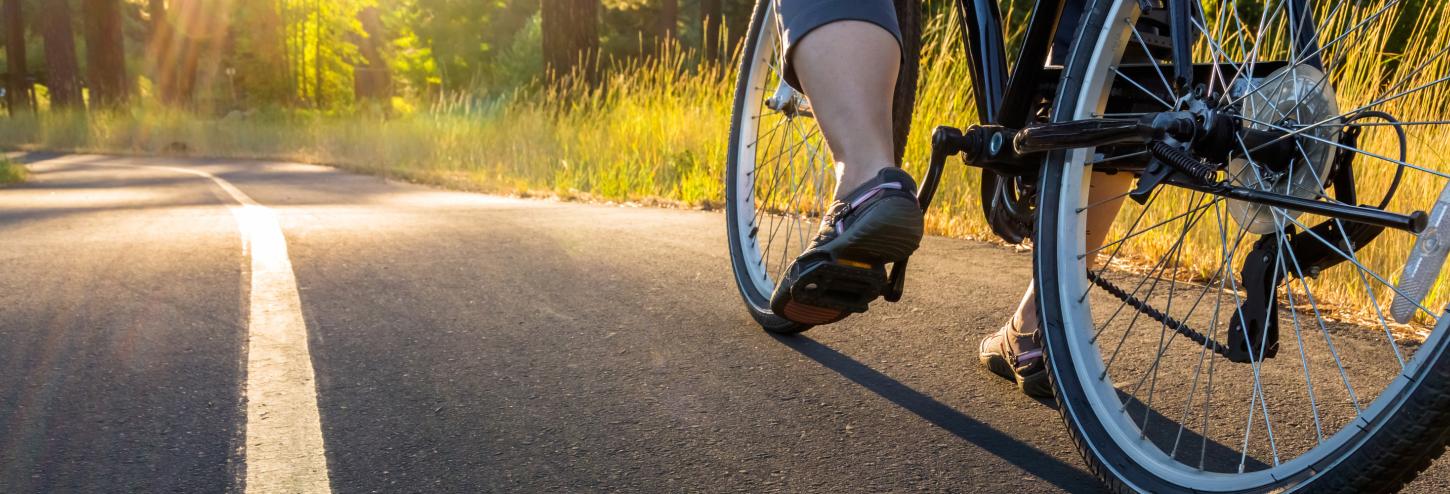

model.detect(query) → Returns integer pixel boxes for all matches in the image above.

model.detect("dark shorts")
[777,0,904,90]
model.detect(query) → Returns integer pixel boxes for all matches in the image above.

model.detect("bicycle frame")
[892,0,1420,298]
[953,0,1323,129]
[955,0,1065,128]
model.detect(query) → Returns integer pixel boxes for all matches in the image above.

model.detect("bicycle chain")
[1086,271,1235,359]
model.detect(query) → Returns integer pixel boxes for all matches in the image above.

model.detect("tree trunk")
[701,0,722,62]
[351,7,390,102]
[151,0,208,106]
[540,0,599,83]
[4,0,30,114]
[82,0,129,109]
[657,0,677,47]
[146,0,175,103]
[36,0,81,109]
[313,0,323,107]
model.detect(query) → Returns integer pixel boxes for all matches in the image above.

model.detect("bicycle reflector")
[1392,181,1450,323]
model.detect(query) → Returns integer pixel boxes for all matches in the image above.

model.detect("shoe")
[769,168,925,325]
[979,319,1053,399]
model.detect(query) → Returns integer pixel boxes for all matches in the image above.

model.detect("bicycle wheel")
[725,0,917,334]
[1036,0,1450,492]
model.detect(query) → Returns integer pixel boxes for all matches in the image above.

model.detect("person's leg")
[768,1,923,326]
[982,171,1134,397]
[1007,171,1134,331]
[792,21,900,199]
[777,0,905,199]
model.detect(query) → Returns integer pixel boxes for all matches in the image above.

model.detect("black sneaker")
[770,168,925,325]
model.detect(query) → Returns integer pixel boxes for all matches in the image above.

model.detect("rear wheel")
[1037,1,1450,492]
[724,0,918,333]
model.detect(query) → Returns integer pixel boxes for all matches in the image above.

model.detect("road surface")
[1,154,1446,493]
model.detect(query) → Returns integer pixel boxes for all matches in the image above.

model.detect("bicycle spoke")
[1127,18,1180,106]
[1277,230,1327,444]
[1270,207,1365,412]
[1100,193,1216,372]
[1241,113,1450,181]
[1082,198,1224,260]
[1082,189,1166,303]
[1293,139,1407,367]
[1223,0,1403,109]
[1085,150,1149,166]
[1113,68,1174,109]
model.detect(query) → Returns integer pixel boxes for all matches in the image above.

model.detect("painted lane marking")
[81,159,332,493]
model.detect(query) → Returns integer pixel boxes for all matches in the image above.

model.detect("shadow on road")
[776,335,1105,493]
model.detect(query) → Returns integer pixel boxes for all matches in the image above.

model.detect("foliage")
[0,155,24,185]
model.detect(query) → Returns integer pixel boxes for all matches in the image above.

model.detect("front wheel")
[724,0,918,333]
[1037,0,1450,492]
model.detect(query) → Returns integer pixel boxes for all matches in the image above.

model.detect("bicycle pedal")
[790,259,888,315]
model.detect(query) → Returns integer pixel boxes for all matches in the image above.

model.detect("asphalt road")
[1,154,1447,493]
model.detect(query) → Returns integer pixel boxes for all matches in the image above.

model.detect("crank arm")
[1013,113,1196,155]
[942,113,1200,176]
[884,126,961,302]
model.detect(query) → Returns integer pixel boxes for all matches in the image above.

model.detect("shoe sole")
[982,353,1054,399]
[776,197,924,325]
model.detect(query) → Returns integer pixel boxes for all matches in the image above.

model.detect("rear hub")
[1227,64,1341,234]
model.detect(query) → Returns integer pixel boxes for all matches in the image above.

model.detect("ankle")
[1006,314,1040,336]
[834,162,896,200]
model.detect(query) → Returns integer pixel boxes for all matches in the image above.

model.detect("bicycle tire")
[1035,1,1450,492]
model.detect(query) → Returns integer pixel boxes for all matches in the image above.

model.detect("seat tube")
[1167,0,1196,89]
[957,0,1010,124]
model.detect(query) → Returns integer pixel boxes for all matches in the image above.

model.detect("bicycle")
[723,0,1450,492]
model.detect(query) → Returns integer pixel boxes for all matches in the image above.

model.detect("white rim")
[733,4,775,302]
[731,1,834,308]
[1050,0,1443,490]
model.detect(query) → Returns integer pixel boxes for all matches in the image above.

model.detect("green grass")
[0,156,25,185]
[0,2,1445,325]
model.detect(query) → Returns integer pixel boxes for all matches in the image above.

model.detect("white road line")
[76,158,332,493]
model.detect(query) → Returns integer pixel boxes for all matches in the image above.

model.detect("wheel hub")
[1228,64,1341,234]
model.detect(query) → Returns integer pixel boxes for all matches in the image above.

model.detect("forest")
[0,1,1436,112]
[0,0,759,113]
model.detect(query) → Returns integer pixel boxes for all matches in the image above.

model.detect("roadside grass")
[0,2,1444,325]
[0,156,25,185]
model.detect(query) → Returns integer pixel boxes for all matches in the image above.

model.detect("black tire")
[724,0,919,334]
[1034,1,1450,492]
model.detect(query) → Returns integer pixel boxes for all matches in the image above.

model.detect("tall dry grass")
[0,1,1444,322]
[1102,0,1450,324]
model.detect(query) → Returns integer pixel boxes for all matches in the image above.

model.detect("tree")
[3,0,29,114]
[657,0,676,46]
[36,0,81,108]
[82,0,129,108]
[540,0,598,82]
[228,0,291,106]
[145,0,179,103]
[701,0,721,62]
[350,7,391,102]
